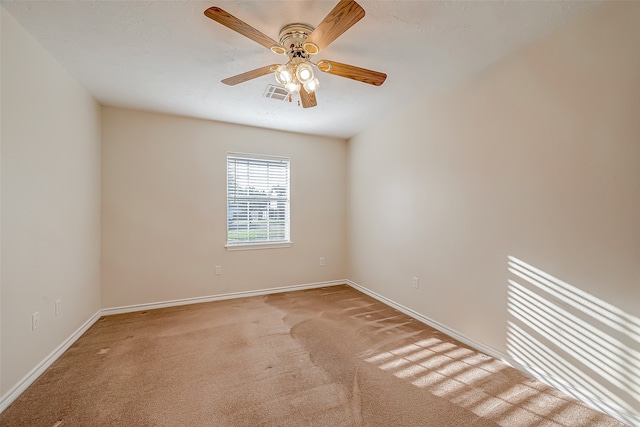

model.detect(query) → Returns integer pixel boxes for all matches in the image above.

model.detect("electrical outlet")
[320,257,325,266]
[32,312,40,331]
[215,265,222,275]
[412,277,419,289]
[55,299,62,316]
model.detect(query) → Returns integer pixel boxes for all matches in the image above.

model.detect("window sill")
[225,241,292,251]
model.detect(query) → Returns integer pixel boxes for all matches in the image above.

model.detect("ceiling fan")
[204,0,387,108]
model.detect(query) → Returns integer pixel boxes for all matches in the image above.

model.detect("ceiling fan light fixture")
[296,62,314,84]
[303,77,320,94]
[285,80,301,94]
[274,64,294,85]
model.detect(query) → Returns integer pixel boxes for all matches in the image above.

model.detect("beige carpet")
[0,285,628,426]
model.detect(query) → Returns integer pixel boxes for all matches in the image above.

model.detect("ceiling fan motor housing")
[278,23,317,58]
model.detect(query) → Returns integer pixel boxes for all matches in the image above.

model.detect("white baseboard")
[0,310,102,413]
[346,280,638,427]
[4,279,636,426]
[101,280,345,316]
[346,280,507,362]
[1,280,344,414]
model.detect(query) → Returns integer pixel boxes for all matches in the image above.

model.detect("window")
[226,153,290,247]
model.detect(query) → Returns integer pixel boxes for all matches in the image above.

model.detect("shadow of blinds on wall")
[507,256,640,424]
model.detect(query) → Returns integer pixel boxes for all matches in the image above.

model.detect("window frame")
[225,152,292,250]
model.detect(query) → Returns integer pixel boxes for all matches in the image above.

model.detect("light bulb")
[285,80,300,94]
[303,77,320,93]
[274,64,293,85]
[295,63,314,84]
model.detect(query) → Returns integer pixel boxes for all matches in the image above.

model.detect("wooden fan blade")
[317,60,387,86]
[222,64,278,86]
[303,0,365,53]
[300,89,317,108]
[204,7,281,51]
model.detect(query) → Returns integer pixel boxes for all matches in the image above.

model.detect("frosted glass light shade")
[303,77,320,93]
[296,63,314,84]
[275,64,293,85]
[285,80,301,94]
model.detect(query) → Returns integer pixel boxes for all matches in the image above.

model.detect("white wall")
[0,7,102,397]
[348,2,640,423]
[2,0,638,423]
[101,107,347,308]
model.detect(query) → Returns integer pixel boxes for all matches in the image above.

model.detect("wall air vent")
[264,84,289,101]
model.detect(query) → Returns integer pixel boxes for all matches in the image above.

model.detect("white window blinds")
[227,154,290,246]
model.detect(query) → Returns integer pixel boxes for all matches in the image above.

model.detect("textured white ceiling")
[3,0,602,139]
